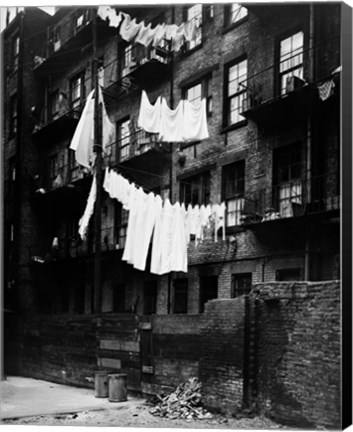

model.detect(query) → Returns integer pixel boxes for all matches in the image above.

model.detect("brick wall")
[200,298,246,414]
[252,281,341,429]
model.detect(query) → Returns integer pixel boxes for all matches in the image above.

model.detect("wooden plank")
[99,339,140,352]
[97,357,121,369]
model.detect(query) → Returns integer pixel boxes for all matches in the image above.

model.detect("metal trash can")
[108,373,127,402]
[94,371,109,398]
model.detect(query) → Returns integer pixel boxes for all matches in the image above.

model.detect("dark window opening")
[232,273,252,298]
[222,160,245,226]
[180,171,210,206]
[276,268,302,281]
[9,95,17,136]
[172,278,188,314]
[73,283,85,314]
[143,281,158,315]
[11,34,19,72]
[200,275,218,312]
[113,284,126,312]
[115,202,128,249]
[70,71,85,111]
[273,143,303,216]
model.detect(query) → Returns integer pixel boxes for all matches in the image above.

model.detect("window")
[199,276,218,312]
[117,118,131,162]
[184,4,202,51]
[184,75,212,116]
[70,72,85,111]
[279,31,304,95]
[98,59,104,88]
[49,151,65,188]
[69,149,81,182]
[143,281,158,315]
[232,273,252,298]
[49,90,59,121]
[223,161,245,226]
[180,171,210,206]
[224,4,248,27]
[52,26,61,52]
[225,58,247,126]
[172,278,188,314]
[113,284,126,312]
[11,34,19,71]
[9,95,17,135]
[115,203,129,249]
[273,144,302,217]
[276,268,302,281]
[75,9,90,30]
[121,44,133,78]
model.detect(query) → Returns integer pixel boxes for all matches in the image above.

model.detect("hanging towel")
[152,23,166,47]
[182,98,209,142]
[133,192,161,271]
[122,185,143,264]
[78,175,96,239]
[214,202,226,242]
[138,91,162,133]
[150,195,165,275]
[171,23,185,52]
[120,14,144,42]
[165,24,178,41]
[97,5,112,21]
[99,86,115,151]
[317,79,335,101]
[171,202,188,273]
[70,89,95,168]
[109,10,122,28]
[184,19,197,42]
[159,98,184,142]
[135,22,158,47]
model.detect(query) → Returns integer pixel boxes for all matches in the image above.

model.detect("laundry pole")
[92,8,103,313]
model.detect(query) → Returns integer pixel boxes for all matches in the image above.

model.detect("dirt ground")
[2,398,284,429]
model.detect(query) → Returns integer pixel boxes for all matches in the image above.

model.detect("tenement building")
[2,4,343,428]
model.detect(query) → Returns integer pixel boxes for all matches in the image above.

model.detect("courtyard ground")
[1,376,284,429]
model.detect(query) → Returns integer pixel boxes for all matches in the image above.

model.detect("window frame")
[70,71,85,111]
[180,171,211,207]
[11,34,20,72]
[9,94,18,136]
[49,90,59,121]
[114,202,129,249]
[172,278,188,314]
[223,4,248,29]
[116,117,131,162]
[278,30,304,96]
[183,4,203,52]
[224,57,248,128]
[183,74,213,117]
[222,160,245,227]
[231,273,252,298]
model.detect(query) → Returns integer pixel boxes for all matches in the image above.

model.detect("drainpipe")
[305,3,315,281]
[167,6,175,314]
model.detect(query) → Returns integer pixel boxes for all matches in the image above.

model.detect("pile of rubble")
[149,377,213,420]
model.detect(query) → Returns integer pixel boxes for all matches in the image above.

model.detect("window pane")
[230,4,248,24]
[186,83,202,104]
[232,273,252,297]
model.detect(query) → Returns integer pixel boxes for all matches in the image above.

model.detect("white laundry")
[182,98,209,142]
[152,23,166,47]
[157,198,174,275]
[150,195,165,275]
[70,89,95,168]
[120,14,144,42]
[214,202,226,242]
[135,22,158,47]
[78,174,96,239]
[183,19,197,42]
[99,86,115,151]
[109,10,122,27]
[122,185,143,264]
[171,23,185,51]
[97,5,112,21]
[159,98,184,142]
[165,24,178,40]
[171,202,188,273]
[137,91,162,134]
[133,192,159,271]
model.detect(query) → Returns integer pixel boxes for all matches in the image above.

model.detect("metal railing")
[240,172,339,225]
[106,128,162,165]
[32,103,83,134]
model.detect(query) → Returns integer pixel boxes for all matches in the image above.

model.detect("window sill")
[222,17,248,35]
[221,120,247,134]
[179,43,203,58]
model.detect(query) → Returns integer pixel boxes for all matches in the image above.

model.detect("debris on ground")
[148,377,213,420]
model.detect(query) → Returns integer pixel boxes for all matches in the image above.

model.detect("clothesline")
[78,167,227,275]
[97,6,199,53]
